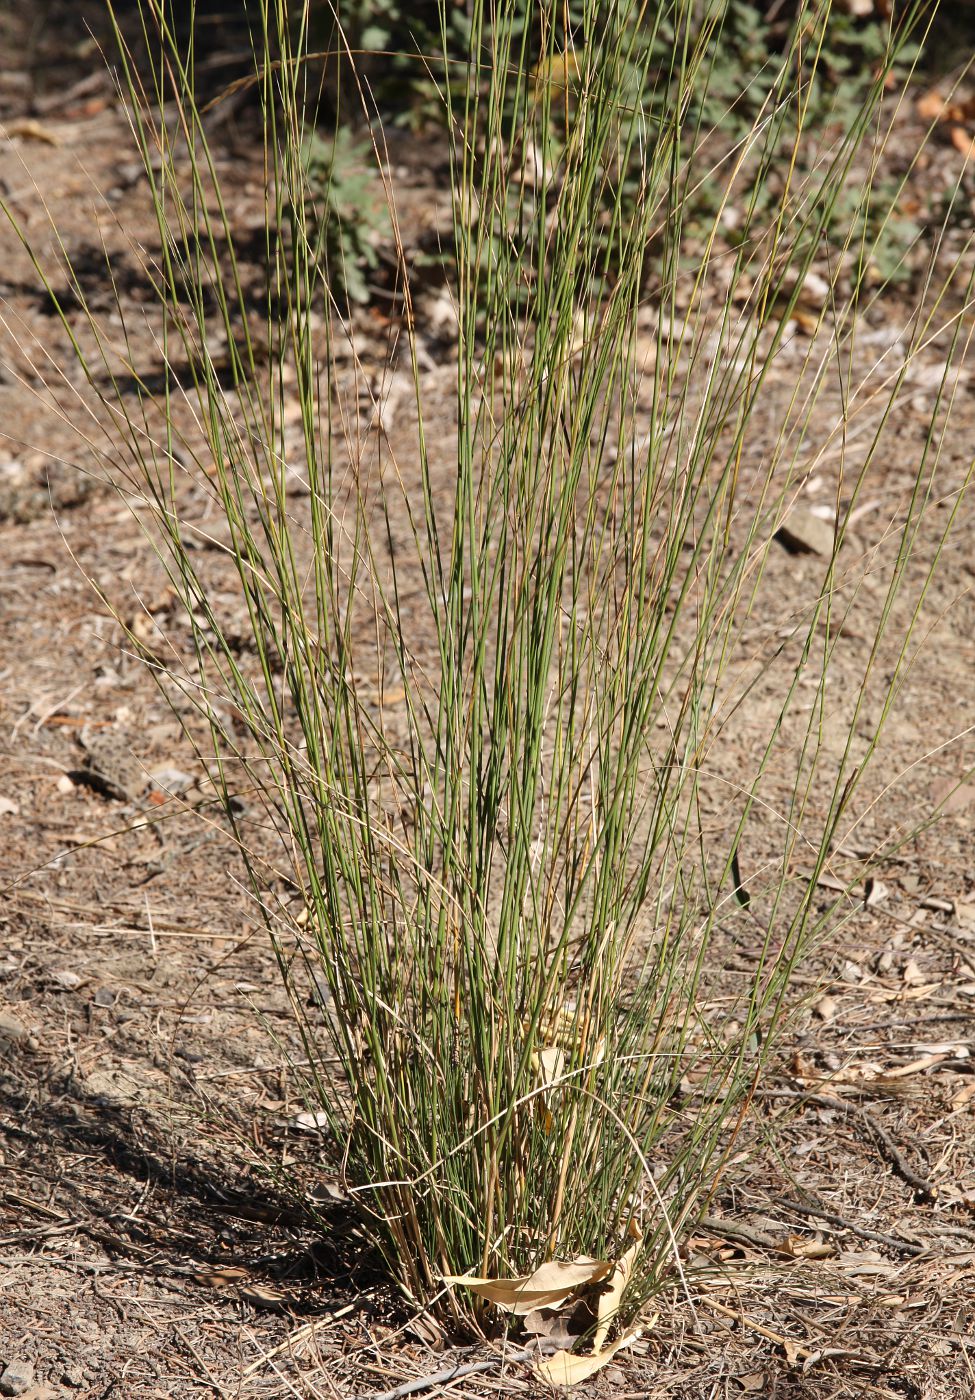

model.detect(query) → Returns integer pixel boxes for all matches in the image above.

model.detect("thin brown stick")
[761,1089,937,1200]
[698,1214,783,1251]
[773,1197,927,1257]
[356,1343,557,1400]
[696,1297,818,1361]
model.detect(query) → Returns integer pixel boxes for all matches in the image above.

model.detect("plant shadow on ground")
[0,1044,383,1315]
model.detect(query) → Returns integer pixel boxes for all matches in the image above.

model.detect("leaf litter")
[445,1219,650,1384]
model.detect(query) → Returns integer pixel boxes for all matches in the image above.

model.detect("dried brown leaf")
[194,1267,249,1288]
[240,1283,288,1310]
[950,126,975,160]
[950,1082,975,1111]
[522,1308,582,1348]
[591,1219,643,1352]
[917,90,945,120]
[534,1327,642,1386]
[443,1257,613,1315]
[782,1235,835,1260]
[3,117,61,144]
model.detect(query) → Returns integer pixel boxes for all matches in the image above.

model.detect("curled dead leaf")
[950,126,975,161]
[917,90,946,121]
[535,1326,644,1386]
[194,1266,249,1288]
[3,116,61,145]
[591,1219,643,1352]
[239,1283,289,1310]
[528,1005,606,1130]
[863,877,888,909]
[443,1256,613,1315]
[781,1235,835,1260]
[917,91,975,125]
[950,1082,975,1111]
[522,1308,582,1349]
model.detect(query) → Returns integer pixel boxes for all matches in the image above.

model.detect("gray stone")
[148,765,194,794]
[0,1359,35,1396]
[775,505,836,557]
[76,728,143,802]
[0,1010,29,1043]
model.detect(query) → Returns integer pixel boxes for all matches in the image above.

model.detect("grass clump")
[6,0,973,1360]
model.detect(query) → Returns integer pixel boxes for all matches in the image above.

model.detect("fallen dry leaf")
[443,1257,613,1315]
[951,1082,975,1111]
[306,1177,350,1204]
[940,1185,975,1209]
[864,878,889,909]
[534,1043,566,1087]
[954,900,975,929]
[917,89,946,121]
[950,126,975,161]
[916,91,975,124]
[788,307,820,336]
[781,1235,835,1260]
[193,1266,249,1287]
[535,1327,643,1386]
[522,1307,581,1349]
[591,1219,643,1352]
[902,957,926,987]
[287,1110,330,1132]
[240,1283,288,1310]
[930,778,975,814]
[528,1005,605,1130]
[3,117,61,145]
[783,1339,805,1367]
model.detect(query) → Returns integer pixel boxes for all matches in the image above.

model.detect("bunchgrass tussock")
[5,0,974,1365]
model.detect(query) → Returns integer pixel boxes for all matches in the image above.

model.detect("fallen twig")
[241,1304,358,1377]
[774,1196,927,1257]
[698,1215,783,1251]
[696,1296,817,1361]
[761,1089,937,1200]
[826,1096,937,1201]
[356,1341,559,1400]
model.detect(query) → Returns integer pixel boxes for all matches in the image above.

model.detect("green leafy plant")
[314,1,930,293]
[5,0,971,1371]
[295,124,385,304]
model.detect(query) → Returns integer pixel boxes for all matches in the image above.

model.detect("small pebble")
[775,505,836,556]
[51,970,83,991]
[0,1010,28,1043]
[0,1359,35,1397]
[148,764,194,793]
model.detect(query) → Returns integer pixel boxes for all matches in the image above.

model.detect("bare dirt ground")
[2,5,975,1398]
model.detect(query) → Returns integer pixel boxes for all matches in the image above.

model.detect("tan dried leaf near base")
[443,1256,613,1315]
[522,1308,581,1349]
[448,1217,646,1383]
[591,1218,643,1352]
[535,1327,643,1386]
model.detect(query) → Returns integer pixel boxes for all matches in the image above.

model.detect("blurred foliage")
[294,1,929,297]
[295,125,385,305]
